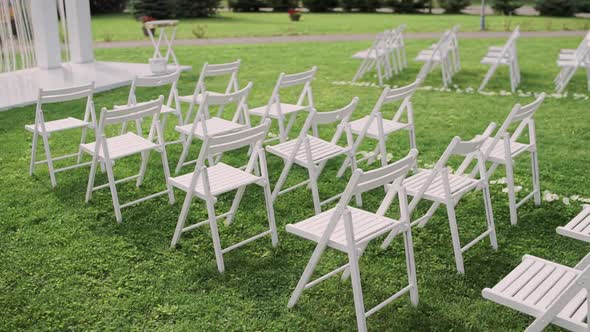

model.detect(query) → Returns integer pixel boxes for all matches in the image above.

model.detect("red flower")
[288,9,300,15]
[140,16,156,23]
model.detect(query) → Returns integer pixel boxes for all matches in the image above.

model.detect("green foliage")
[438,0,471,13]
[267,0,299,11]
[491,0,524,15]
[340,0,383,12]
[385,0,430,13]
[228,0,267,12]
[535,0,577,16]
[89,0,128,14]
[132,0,219,18]
[302,0,339,12]
[576,0,590,12]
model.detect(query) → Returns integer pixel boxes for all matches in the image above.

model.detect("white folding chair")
[479,26,521,92]
[555,37,590,93]
[388,24,408,75]
[352,32,392,86]
[416,26,460,88]
[557,205,590,243]
[120,70,184,145]
[179,59,241,124]
[82,97,175,223]
[25,83,97,187]
[267,98,359,215]
[475,93,545,225]
[338,79,421,177]
[175,83,253,173]
[382,124,498,274]
[286,150,419,332]
[483,251,590,331]
[169,120,278,273]
[249,67,316,143]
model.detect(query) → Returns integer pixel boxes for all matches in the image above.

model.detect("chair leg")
[403,229,419,306]
[170,190,193,248]
[505,160,518,226]
[175,135,192,174]
[29,131,38,176]
[446,203,465,274]
[85,155,99,202]
[271,160,293,201]
[277,116,287,143]
[288,237,328,308]
[483,185,498,250]
[531,150,541,206]
[263,181,279,247]
[205,198,225,273]
[285,113,298,141]
[104,159,122,223]
[77,127,88,164]
[226,185,246,225]
[417,202,441,228]
[378,136,388,168]
[41,132,57,187]
[159,147,175,204]
[307,166,322,215]
[136,151,151,187]
[343,211,367,332]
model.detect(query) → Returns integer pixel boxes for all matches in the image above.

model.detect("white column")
[30,0,61,69]
[65,0,94,63]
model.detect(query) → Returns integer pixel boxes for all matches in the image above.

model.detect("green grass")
[2,37,590,330]
[91,12,590,41]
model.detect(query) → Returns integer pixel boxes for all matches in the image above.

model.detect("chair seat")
[479,136,531,164]
[178,91,225,104]
[557,205,590,243]
[349,115,410,139]
[482,255,588,332]
[352,49,388,60]
[286,206,403,252]
[416,50,444,62]
[404,169,480,202]
[175,117,246,139]
[266,135,347,166]
[249,103,310,118]
[169,162,261,198]
[114,103,178,115]
[80,132,158,160]
[25,117,91,133]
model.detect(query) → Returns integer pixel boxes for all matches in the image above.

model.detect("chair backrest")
[263,66,317,119]
[190,59,241,103]
[408,124,496,211]
[190,82,253,137]
[369,79,421,124]
[35,83,96,128]
[497,92,545,143]
[204,119,270,157]
[128,69,181,108]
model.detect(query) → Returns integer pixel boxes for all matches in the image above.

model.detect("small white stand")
[144,20,179,73]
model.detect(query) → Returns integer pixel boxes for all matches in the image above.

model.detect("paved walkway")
[95,30,588,49]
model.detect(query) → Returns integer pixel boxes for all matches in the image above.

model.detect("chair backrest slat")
[103,98,163,125]
[510,93,545,123]
[202,60,241,76]
[207,120,270,156]
[204,83,252,106]
[382,79,422,103]
[40,83,94,104]
[312,97,357,125]
[354,150,417,195]
[134,70,181,87]
[279,67,317,88]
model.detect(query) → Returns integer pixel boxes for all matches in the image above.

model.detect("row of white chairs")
[555,31,590,93]
[416,25,461,88]
[352,25,408,86]
[26,63,547,331]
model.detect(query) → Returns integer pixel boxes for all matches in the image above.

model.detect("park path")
[95,30,588,49]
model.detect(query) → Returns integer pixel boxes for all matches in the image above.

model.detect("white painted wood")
[29,0,61,69]
[267,98,359,214]
[479,26,521,92]
[64,0,94,64]
[169,120,278,273]
[249,66,316,143]
[558,205,590,243]
[286,150,419,331]
[83,97,175,223]
[483,254,590,332]
[25,83,96,187]
[415,25,460,88]
[554,32,590,93]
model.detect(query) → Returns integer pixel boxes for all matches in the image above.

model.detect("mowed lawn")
[92,12,590,41]
[1,37,590,331]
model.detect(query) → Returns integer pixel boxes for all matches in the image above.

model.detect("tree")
[491,0,523,15]
[268,0,298,11]
[228,0,267,12]
[535,0,577,16]
[438,0,471,13]
[302,0,339,12]
[132,0,220,18]
[90,0,128,14]
[341,0,383,12]
[385,0,429,13]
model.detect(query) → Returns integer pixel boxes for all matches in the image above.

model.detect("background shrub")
[228,0,267,11]
[90,0,128,14]
[438,0,470,13]
[267,0,298,11]
[132,0,220,18]
[341,0,383,12]
[385,0,429,13]
[491,0,523,15]
[534,0,577,16]
[302,0,339,12]
[576,0,590,12]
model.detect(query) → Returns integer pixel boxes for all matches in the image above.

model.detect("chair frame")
[338,79,421,177]
[475,93,545,226]
[287,151,419,332]
[175,82,253,173]
[382,125,498,274]
[250,66,317,143]
[555,34,590,93]
[84,97,175,223]
[27,83,97,187]
[268,98,359,215]
[479,26,521,93]
[170,120,278,273]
